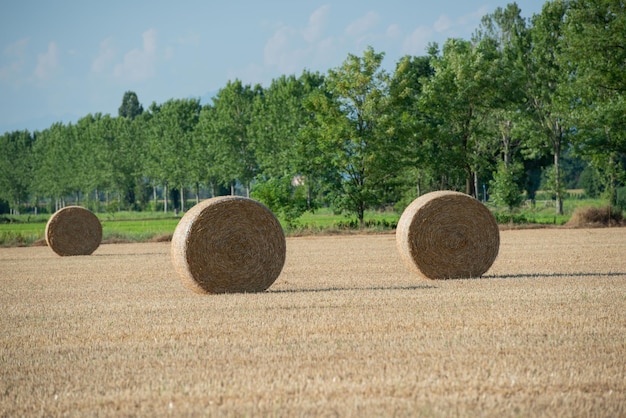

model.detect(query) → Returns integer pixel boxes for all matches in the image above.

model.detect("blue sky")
[1,0,546,134]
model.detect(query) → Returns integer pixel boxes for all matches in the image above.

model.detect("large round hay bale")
[45,206,102,256]
[396,191,499,279]
[171,196,286,294]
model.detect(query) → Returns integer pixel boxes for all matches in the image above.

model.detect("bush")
[492,212,530,224]
[490,161,524,211]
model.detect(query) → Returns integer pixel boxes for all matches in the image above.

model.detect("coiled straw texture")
[396,191,499,279]
[170,196,286,294]
[45,206,102,256]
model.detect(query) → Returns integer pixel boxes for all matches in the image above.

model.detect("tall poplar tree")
[561,0,626,206]
[205,80,258,196]
[419,38,501,197]
[0,130,33,213]
[306,46,395,225]
[525,0,570,214]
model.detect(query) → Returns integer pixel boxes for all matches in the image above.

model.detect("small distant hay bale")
[170,196,286,294]
[45,206,102,256]
[566,206,624,228]
[396,191,499,279]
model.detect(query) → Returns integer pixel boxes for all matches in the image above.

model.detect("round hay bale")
[396,191,499,279]
[45,206,102,256]
[171,196,286,294]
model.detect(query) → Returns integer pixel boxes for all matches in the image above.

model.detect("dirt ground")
[1,228,625,417]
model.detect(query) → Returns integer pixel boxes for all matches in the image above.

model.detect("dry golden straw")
[45,206,102,256]
[396,191,499,279]
[170,196,286,294]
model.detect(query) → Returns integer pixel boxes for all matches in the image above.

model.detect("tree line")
[1,0,625,224]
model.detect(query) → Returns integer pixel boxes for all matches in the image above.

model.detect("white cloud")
[113,29,157,82]
[264,5,334,76]
[386,24,401,39]
[433,7,489,37]
[402,6,490,56]
[264,26,307,75]
[91,37,116,74]
[0,38,29,83]
[459,6,489,26]
[345,11,379,38]
[303,4,330,43]
[4,38,29,56]
[434,15,452,33]
[34,41,59,80]
[263,5,389,80]
[402,26,433,56]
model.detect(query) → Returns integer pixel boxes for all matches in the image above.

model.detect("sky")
[0,0,547,134]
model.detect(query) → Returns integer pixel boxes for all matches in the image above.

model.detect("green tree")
[195,104,224,198]
[0,130,34,214]
[419,38,501,197]
[249,71,326,221]
[388,54,435,204]
[146,99,200,212]
[305,47,396,225]
[524,0,571,214]
[32,123,77,210]
[561,0,626,206]
[204,80,259,196]
[71,113,119,208]
[118,91,144,120]
[490,160,525,211]
[474,3,530,168]
[111,115,150,209]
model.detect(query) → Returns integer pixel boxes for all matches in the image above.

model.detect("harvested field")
[1,228,625,417]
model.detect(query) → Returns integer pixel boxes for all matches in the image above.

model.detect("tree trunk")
[180,186,185,213]
[553,121,563,216]
[416,172,421,197]
[473,171,479,200]
[210,181,216,198]
[502,120,512,167]
[358,202,365,228]
[554,151,562,215]
[163,184,168,213]
[306,181,312,210]
[465,172,473,196]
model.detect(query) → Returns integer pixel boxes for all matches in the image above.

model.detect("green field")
[0,195,618,247]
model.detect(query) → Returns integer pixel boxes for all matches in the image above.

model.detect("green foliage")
[0,1,623,224]
[251,177,308,228]
[616,187,626,213]
[579,165,602,198]
[490,161,524,211]
[305,46,400,225]
[202,80,259,194]
[492,212,530,224]
[0,130,33,212]
[541,164,568,201]
[118,91,144,119]
[419,37,503,196]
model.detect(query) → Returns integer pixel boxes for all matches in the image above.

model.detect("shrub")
[492,212,530,224]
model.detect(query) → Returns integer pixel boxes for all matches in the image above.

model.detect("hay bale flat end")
[396,191,499,279]
[171,196,286,294]
[45,206,102,256]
